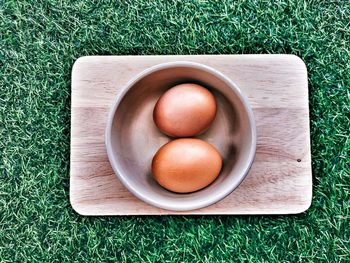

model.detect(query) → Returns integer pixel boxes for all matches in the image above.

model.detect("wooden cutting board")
[70,55,312,215]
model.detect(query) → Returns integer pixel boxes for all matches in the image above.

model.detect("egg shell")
[153,83,217,137]
[151,138,222,193]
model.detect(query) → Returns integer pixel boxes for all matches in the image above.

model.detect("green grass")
[1,0,349,262]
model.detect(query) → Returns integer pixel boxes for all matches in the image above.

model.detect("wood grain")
[70,55,312,215]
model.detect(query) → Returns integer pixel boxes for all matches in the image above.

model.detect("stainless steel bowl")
[105,61,256,211]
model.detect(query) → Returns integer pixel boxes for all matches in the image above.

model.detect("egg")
[153,83,217,137]
[152,138,222,193]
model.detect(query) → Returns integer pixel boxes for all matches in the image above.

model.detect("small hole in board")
[297,159,301,162]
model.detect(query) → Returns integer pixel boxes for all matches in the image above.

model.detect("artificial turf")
[0,0,349,262]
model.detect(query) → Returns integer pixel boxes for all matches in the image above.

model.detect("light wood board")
[70,55,312,215]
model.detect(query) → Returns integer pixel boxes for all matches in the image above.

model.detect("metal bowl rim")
[105,61,257,211]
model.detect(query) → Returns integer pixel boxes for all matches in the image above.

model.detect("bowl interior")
[108,64,255,210]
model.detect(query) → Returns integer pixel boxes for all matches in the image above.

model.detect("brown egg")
[152,138,222,193]
[153,83,217,137]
